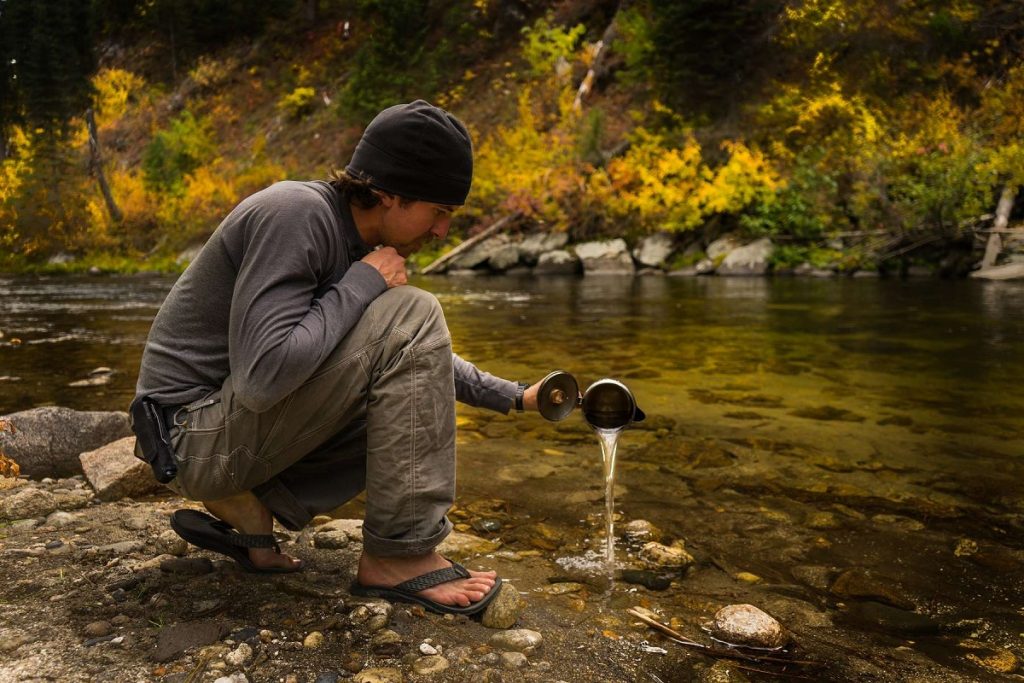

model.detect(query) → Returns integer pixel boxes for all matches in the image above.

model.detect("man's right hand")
[362,247,408,289]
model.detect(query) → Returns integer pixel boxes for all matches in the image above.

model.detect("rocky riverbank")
[421,228,1024,280]
[2,406,1023,682]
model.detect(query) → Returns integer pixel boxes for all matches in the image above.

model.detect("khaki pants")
[167,286,456,557]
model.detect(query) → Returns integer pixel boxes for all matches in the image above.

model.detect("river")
[2,272,1023,679]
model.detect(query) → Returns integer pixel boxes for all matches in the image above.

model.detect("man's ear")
[376,191,396,208]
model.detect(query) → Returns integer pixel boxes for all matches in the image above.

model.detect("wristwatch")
[515,382,529,412]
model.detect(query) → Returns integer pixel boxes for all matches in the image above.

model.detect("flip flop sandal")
[170,509,304,574]
[350,560,503,616]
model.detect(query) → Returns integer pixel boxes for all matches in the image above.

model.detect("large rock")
[519,232,569,265]
[717,238,773,276]
[710,604,788,649]
[632,233,676,268]
[79,436,162,501]
[533,250,580,275]
[0,407,133,478]
[575,239,635,274]
[488,244,522,272]
[454,234,512,270]
[706,234,743,261]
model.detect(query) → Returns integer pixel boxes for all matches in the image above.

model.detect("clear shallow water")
[3,273,1024,679]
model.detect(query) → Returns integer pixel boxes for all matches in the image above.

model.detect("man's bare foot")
[357,551,496,607]
[203,492,303,571]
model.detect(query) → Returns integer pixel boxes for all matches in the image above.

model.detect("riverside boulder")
[79,436,162,501]
[0,407,133,478]
[575,239,635,274]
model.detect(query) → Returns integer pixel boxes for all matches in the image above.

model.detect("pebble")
[370,629,402,655]
[489,628,543,653]
[83,621,112,638]
[313,529,350,549]
[45,511,77,527]
[710,604,788,649]
[225,642,252,666]
[0,630,36,652]
[365,614,390,632]
[412,655,449,675]
[45,540,64,550]
[304,631,325,649]
[213,675,249,683]
[97,540,145,554]
[313,674,341,683]
[481,581,524,629]
[734,572,762,584]
[500,652,529,669]
[419,642,438,655]
[639,542,694,569]
[157,529,189,556]
[352,668,403,683]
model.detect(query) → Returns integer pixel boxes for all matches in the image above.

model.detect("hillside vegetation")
[1,0,1022,274]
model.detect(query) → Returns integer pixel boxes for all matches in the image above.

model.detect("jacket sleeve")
[453,353,517,413]
[227,198,386,413]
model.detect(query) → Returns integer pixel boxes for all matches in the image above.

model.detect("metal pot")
[536,371,645,429]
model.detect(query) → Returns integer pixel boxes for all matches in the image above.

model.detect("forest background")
[1,0,1022,275]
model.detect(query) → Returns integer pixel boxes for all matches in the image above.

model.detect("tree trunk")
[980,185,1016,269]
[86,108,123,224]
[573,5,621,111]
[305,0,317,26]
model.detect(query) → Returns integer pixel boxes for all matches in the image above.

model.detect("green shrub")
[277,86,317,120]
[142,111,214,194]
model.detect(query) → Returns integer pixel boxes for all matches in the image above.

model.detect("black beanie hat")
[345,100,473,206]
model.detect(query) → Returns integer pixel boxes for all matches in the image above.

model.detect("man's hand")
[522,380,541,412]
[362,247,408,289]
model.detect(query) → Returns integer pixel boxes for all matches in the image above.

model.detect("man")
[132,100,542,614]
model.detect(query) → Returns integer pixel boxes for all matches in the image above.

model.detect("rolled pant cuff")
[361,516,453,557]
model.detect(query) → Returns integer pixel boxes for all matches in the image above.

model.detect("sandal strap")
[394,561,470,593]
[212,520,280,551]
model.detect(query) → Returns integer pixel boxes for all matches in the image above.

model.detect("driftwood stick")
[420,213,520,274]
[626,608,818,667]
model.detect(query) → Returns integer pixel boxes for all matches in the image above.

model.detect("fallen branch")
[420,213,520,275]
[626,608,819,667]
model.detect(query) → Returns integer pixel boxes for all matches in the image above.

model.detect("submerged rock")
[639,542,694,570]
[621,519,662,543]
[710,604,788,649]
[830,568,915,610]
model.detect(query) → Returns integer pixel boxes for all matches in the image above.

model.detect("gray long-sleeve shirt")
[134,180,516,414]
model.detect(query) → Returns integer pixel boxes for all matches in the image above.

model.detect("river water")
[2,273,1023,679]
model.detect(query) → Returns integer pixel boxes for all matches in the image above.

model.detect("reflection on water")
[3,272,1024,678]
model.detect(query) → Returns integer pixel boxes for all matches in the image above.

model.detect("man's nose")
[431,217,451,239]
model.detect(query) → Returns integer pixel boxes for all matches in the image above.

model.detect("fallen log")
[421,213,520,275]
